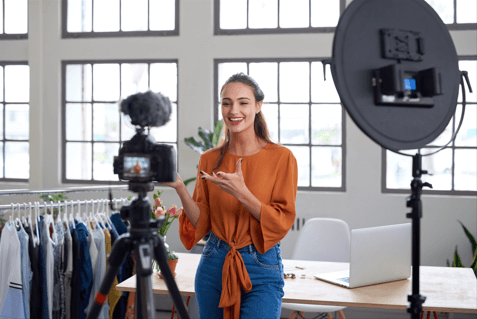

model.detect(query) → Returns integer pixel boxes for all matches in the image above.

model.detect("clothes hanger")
[70,200,76,229]
[21,203,28,227]
[34,202,40,246]
[15,203,25,232]
[76,200,82,224]
[103,199,114,229]
[49,202,58,245]
[28,202,38,248]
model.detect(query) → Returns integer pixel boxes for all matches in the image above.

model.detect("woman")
[162,73,298,319]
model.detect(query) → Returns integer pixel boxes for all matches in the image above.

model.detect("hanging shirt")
[72,221,93,319]
[17,226,33,319]
[179,143,298,319]
[39,215,56,319]
[64,224,73,319]
[25,224,42,319]
[0,223,25,319]
[86,225,110,319]
[53,222,66,319]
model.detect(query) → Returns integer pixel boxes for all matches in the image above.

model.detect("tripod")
[86,183,190,319]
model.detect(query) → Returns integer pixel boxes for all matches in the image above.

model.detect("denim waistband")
[207,232,255,254]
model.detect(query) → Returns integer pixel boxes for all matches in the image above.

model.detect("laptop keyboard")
[338,277,350,283]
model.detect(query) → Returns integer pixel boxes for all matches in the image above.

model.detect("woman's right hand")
[159,173,184,190]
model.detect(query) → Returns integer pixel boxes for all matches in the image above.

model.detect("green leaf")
[212,120,224,146]
[153,194,157,199]
[457,220,477,255]
[446,259,450,267]
[184,137,206,154]
[183,177,196,187]
[198,128,213,150]
[453,246,464,267]
[470,249,477,275]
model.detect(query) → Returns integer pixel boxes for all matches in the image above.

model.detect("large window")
[62,0,179,38]
[0,62,30,181]
[383,58,477,195]
[0,0,28,39]
[215,0,346,35]
[426,0,477,29]
[62,60,178,183]
[215,58,345,191]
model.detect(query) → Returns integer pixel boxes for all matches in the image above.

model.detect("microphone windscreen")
[120,91,172,127]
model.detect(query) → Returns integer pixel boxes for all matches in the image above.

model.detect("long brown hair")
[212,73,279,171]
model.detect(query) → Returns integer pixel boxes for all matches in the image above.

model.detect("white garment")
[41,217,56,319]
[0,223,25,319]
[87,225,98,279]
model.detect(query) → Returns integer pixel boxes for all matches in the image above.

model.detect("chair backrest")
[291,218,350,262]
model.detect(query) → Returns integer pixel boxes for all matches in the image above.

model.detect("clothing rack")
[0,185,129,197]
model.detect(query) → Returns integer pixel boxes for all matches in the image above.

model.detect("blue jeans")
[195,232,285,319]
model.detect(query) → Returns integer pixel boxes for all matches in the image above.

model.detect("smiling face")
[221,82,262,136]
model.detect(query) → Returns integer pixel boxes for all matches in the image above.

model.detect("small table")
[117,252,477,314]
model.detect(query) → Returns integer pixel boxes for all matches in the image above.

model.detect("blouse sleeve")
[179,154,212,250]
[251,150,298,254]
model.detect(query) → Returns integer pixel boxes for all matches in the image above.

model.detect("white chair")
[282,218,351,319]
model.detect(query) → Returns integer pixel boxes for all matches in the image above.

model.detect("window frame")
[0,60,30,182]
[61,59,180,185]
[61,0,180,39]
[0,0,28,40]
[434,0,477,30]
[214,0,346,35]
[381,55,477,196]
[214,57,347,192]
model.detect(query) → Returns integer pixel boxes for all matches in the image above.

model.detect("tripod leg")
[152,234,190,319]
[86,235,131,319]
[135,240,156,319]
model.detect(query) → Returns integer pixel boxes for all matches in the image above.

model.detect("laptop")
[314,223,411,288]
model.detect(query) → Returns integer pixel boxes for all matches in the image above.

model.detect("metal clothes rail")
[0,185,129,197]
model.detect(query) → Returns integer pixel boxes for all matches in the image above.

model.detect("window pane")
[5,141,29,179]
[280,104,309,144]
[280,62,309,103]
[280,0,309,28]
[4,0,28,34]
[249,0,278,29]
[455,149,477,191]
[387,148,452,190]
[5,65,29,103]
[312,146,342,187]
[311,62,340,103]
[94,0,120,32]
[261,103,278,143]
[457,0,477,23]
[458,60,476,102]
[150,0,175,31]
[427,115,453,146]
[121,63,149,99]
[150,103,177,143]
[5,104,29,140]
[454,105,477,147]
[312,104,341,145]
[93,143,119,180]
[288,146,309,187]
[311,0,339,27]
[150,63,178,102]
[220,0,247,29]
[66,142,92,180]
[66,103,92,141]
[0,66,3,101]
[121,113,136,141]
[0,105,3,139]
[93,64,120,101]
[67,0,93,32]
[249,62,278,102]
[66,64,92,102]
[93,103,120,141]
[0,143,3,178]
[218,63,248,100]
[426,0,454,24]
[121,0,148,31]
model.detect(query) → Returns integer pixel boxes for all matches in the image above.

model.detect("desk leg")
[337,310,346,319]
[288,311,305,319]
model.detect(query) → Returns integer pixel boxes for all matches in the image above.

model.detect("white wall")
[0,0,476,268]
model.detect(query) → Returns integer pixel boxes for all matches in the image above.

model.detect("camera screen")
[123,155,151,180]
[403,78,416,91]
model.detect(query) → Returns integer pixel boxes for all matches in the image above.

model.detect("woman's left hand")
[200,158,246,198]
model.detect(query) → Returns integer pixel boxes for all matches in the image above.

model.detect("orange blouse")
[179,143,298,318]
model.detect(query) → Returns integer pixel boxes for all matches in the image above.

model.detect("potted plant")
[447,220,477,278]
[182,120,224,187]
[150,190,183,277]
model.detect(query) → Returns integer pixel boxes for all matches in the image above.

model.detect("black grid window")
[0,0,28,39]
[426,0,477,30]
[62,0,179,38]
[0,61,30,181]
[214,0,346,35]
[62,60,178,184]
[383,57,477,196]
[215,58,346,192]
